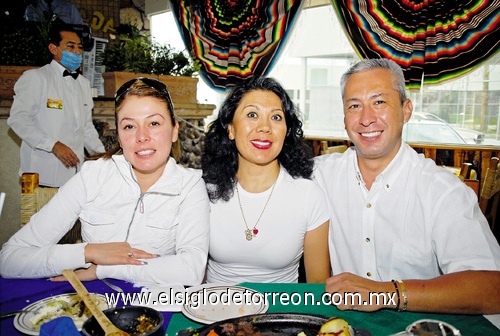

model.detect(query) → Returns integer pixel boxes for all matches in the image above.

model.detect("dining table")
[1,276,499,336]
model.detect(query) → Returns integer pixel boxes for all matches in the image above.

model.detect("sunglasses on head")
[392,319,461,336]
[115,77,172,106]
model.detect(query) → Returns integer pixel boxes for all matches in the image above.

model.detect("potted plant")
[101,24,201,104]
[0,3,53,97]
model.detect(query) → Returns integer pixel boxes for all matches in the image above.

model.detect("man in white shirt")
[314,58,500,314]
[8,23,104,187]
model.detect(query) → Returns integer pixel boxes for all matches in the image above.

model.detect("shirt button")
[365,237,370,242]
[366,203,372,208]
[367,272,372,277]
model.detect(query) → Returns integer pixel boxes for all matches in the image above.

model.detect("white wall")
[144,0,170,16]
[0,119,21,247]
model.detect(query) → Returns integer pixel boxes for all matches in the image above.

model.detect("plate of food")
[181,285,269,324]
[177,313,372,336]
[13,293,111,335]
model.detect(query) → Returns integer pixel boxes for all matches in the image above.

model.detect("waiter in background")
[8,23,104,187]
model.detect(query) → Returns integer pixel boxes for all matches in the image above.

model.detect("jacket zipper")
[124,160,180,241]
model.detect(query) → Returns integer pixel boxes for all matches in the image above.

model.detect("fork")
[101,278,124,293]
[0,310,28,319]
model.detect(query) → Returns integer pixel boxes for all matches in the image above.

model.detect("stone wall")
[71,0,146,40]
[68,0,120,39]
[2,0,157,49]
[177,118,205,169]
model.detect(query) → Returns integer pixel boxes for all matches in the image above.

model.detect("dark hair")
[201,77,313,202]
[48,23,81,46]
[97,78,176,160]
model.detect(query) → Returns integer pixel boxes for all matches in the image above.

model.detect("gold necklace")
[235,176,278,241]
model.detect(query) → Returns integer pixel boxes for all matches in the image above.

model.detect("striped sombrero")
[332,0,500,89]
[170,0,303,92]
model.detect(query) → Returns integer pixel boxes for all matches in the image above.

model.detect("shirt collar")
[51,60,67,76]
[378,142,407,192]
[353,141,407,192]
[111,155,184,195]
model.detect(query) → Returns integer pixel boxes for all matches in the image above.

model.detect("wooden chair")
[458,162,479,197]
[479,157,500,238]
[320,141,348,155]
[21,173,81,244]
[0,192,5,217]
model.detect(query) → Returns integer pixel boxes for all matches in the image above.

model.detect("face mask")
[60,50,82,72]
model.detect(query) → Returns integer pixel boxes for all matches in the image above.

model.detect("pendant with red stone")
[245,229,253,241]
[245,228,259,240]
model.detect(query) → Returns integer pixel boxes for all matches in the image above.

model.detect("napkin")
[39,316,80,336]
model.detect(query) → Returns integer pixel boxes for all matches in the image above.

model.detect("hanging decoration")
[332,0,500,89]
[169,0,303,92]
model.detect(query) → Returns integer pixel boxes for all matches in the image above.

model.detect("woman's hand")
[84,242,157,266]
[325,272,397,312]
[50,264,98,282]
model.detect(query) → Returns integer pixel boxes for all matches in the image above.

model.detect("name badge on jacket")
[47,99,63,109]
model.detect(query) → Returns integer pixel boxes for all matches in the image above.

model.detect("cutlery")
[0,310,27,319]
[102,278,124,293]
[62,269,130,336]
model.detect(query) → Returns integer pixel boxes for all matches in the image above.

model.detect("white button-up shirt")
[314,143,500,281]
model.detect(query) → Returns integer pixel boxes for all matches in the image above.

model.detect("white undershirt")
[207,168,330,284]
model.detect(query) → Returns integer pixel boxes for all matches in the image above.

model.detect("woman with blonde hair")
[0,78,210,286]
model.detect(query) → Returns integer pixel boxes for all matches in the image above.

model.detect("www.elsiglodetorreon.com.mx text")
[104,288,396,309]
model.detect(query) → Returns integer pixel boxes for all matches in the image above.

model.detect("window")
[406,64,500,146]
[268,5,500,146]
[152,5,500,147]
[151,11,225,109]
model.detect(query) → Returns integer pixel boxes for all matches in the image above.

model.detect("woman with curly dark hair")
[202,77,330,284]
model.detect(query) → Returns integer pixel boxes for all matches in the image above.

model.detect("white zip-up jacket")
[0,155,210,286]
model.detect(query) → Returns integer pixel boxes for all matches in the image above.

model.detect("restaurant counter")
[1,277,499,336]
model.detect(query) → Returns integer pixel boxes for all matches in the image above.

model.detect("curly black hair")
[201,77,313,202]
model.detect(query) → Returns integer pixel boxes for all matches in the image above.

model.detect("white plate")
[181,285,269,325]
[14,293,111,335]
